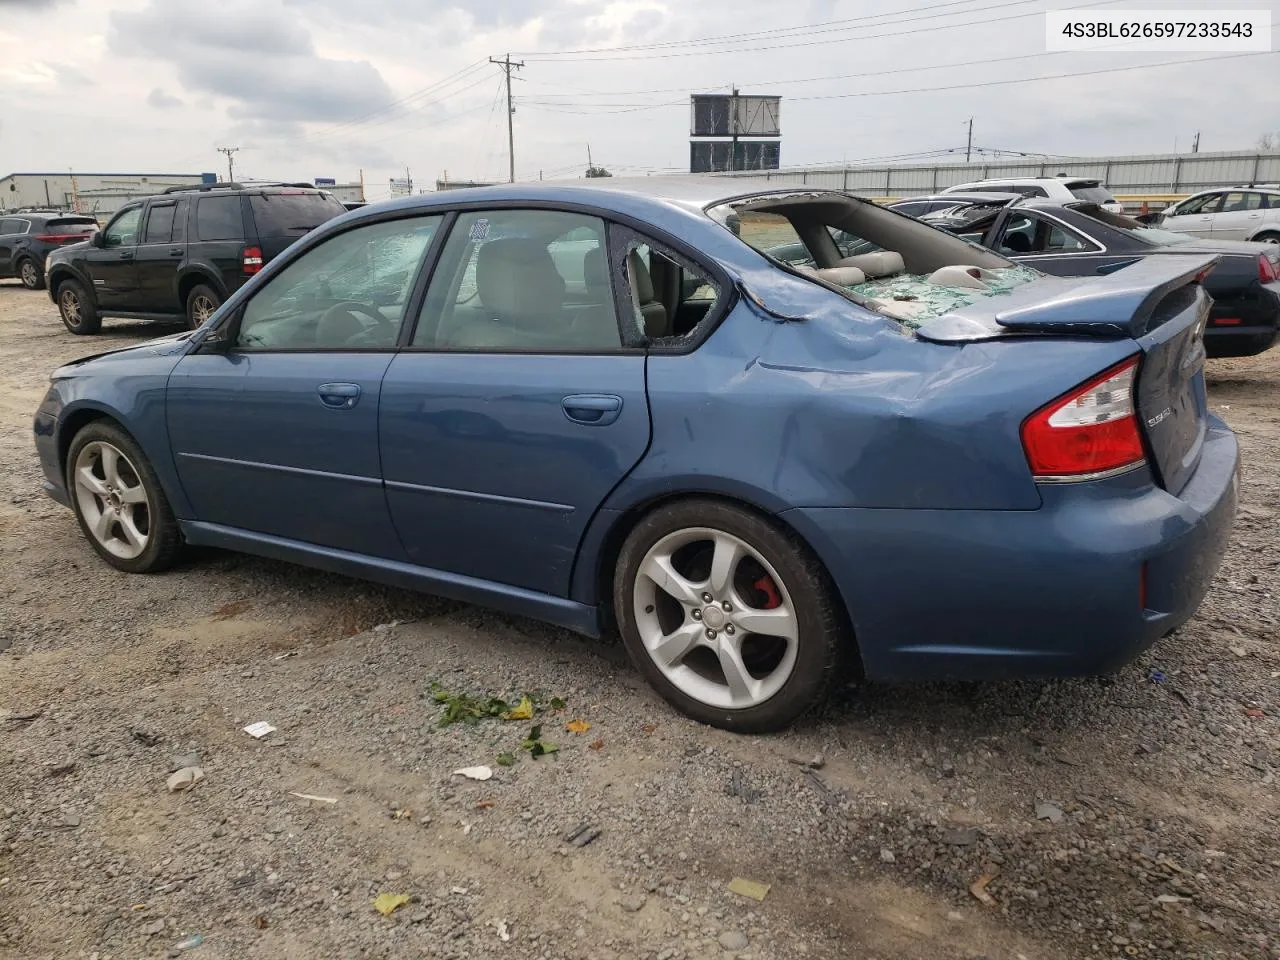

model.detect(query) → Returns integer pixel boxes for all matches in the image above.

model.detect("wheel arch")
[56,404,127,482]
[177,268,226,307]
[48,265,94,303]
[574,486,862,669]
[1247,228,1280,243]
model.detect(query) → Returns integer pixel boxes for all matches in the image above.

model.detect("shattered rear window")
[846,266,1042,329]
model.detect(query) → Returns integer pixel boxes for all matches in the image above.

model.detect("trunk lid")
[917,255,1216,495]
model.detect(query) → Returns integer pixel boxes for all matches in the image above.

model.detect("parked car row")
[0,211,98,289]
[1143,184,1280,243]
[34,178,1239,732]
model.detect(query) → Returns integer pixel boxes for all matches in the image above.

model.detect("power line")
[514,0,1045,57]
[515,0,1124,61]
[216,146,239,182]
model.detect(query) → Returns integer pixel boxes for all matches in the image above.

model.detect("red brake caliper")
[752,575,782,610]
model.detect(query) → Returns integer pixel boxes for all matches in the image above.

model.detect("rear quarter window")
[196,196,245,241]
[250,193,346,238]
[1069,184,1116,204]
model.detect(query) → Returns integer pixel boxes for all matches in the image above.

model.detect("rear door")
[86,203,143,309]
[380,207,650,597]
[1210,191,1266,241]
[134,198,187,312]
[248,191,347,263]
[192,194,249,294]
[993,211,1135,277]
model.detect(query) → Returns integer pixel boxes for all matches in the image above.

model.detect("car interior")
[233,209,724,353]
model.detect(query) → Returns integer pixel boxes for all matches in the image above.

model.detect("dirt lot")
[1,281,1277,960]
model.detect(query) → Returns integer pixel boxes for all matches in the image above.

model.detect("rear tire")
[186,284,222,330]
[614,498,846,733]
[1253,231,1280,244]
[66,421,181,574]
[56,278,101,334]
[18,258,45,290]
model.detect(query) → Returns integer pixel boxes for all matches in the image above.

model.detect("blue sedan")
[32,179,1239,732]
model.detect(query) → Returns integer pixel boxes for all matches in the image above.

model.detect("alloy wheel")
[60,288,81,324]
[631,526,799,710]
[72,440,151,560]
[191,295,216,326]
[20,261,38,288]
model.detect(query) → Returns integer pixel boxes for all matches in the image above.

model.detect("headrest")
[812,265,866,286]
[626,250,656,302]
[837,250,905,278]
[477,238,565,318]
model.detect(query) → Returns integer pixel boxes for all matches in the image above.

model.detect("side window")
[414,210,621,352]
[196,196,244,241]
[142,203,177,245]
[1044,222,1094,252]
[618,230,722,341]
[997,213,1036,254]
[0,219,24,236]
[1222,192,1264,213]
[103,206,142,247]
[1022,185,1051,198]
[1174,193,1222,216]
[235,215,442,351]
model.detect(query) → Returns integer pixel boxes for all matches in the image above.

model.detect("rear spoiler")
[992,255,1218,338]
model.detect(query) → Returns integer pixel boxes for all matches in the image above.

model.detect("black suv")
[45,183,347,334]
[0,212,98,290]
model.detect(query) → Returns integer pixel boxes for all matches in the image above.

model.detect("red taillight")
[35,234,89,244]
[1260,254,1278,283]
[1139,561,1148,610]
[1021,357,1146,480]
[242,245,264,275]
[1213,317,1243,326]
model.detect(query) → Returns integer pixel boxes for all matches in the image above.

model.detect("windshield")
[1068,183,1116,204]
[43,219,98,235]
[250,193,346,236]
[1073,203,1194,246]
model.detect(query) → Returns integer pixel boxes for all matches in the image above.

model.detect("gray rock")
[169,752,201,772]
[1035,802,1064,823]
[941,827,978,846]
[618,893,647,913]
[141,919,166,936]
[879,847,896,863]
[718,930,749,951]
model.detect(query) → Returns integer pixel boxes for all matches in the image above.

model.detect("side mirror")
[90,230,106,248]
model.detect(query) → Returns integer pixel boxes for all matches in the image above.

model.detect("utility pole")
[358,168,365,202]
[1191,130,1201,154]
[965,118,974,163]
[216,146,240,183]
[730,87,740,172]
[490,54,524,182]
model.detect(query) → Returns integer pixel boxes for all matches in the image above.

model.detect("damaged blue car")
[32,180,1239,732]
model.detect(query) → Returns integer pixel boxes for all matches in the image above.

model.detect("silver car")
[1158,186,1280,243]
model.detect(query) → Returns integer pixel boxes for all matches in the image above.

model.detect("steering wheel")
[323,299,394,332]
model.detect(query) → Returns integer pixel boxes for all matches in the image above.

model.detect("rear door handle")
[119,251,134,261]
[562,394,622,425]
[317,382,361,409]
[169,247,183,257]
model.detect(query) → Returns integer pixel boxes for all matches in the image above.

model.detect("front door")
[135,198,187,312]
[1161,192,1223,238]
[380,208,651,597]
[992,211,1132,277]
[86,203,143,309]
[167,213,445,558]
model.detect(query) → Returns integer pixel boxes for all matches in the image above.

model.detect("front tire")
[18,258,45,290]
[56,278,101,334]
[1253,231,1280,245]
[66,422,181,574]
[614,499,846,733]
[186,284,222,330]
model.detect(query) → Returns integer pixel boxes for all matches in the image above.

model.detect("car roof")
[904,192,1025,203]
[353,176,852,218]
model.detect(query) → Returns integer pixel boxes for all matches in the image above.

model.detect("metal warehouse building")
[1,171,217,217]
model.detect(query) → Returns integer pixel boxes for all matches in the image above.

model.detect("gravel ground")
[1,283,1277,960]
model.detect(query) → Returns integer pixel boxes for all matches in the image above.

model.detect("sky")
[1,0,1277,199]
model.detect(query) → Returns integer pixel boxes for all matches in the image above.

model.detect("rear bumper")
[783,416,1239,681]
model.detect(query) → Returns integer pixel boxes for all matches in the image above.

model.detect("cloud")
[281,0,556,31]
[108,1,393,124]
[0,0,73,7]
[147,87,183,109]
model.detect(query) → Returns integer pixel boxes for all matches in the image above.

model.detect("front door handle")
[317,382,361,409]
[562,394,622,426]
[119,251,134,261]
[169,247,183,257]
